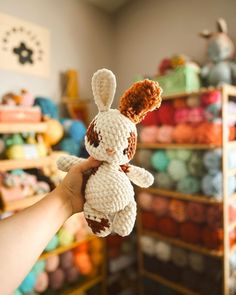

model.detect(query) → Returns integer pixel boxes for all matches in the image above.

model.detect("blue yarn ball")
[34,97,59,119]
[19,272,36,293]
[14,290,23,295]
[32,260,46,275]
[59,137,79,156]
[151,150,169,172]
[177,176,201,194]
[45,235,59,252]
[203,149,222,174]
[68,121,86,143]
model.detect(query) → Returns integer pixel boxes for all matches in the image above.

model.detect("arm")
[0,157,100,295]
[57,155,86,172]
[125,164,154,188]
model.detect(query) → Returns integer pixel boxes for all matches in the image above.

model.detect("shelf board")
[61,275,103,295]
[140,187,222,205]
[1,194,46,212]
[137,142,221,150]
[142,269,198,295]
[141,230,223,258]
[0,157,52,171]
[0,122,47,133]
[39,236,96,260]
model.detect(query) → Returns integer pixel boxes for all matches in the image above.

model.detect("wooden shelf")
[0,122,47,133]
[140,187,222,205]
[142,269,198,295]
[61,275,103,295]
[137,142,221,150]
[142,230,223,258]
[39,236,96,260]
[0,157,52,171]
[1,194,46,212]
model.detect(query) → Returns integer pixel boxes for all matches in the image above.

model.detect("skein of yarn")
[156,125,174,143]
[137,192,153,211]
[169,199,187,223]
[186,202,206,224]
[172,124,195,143]
[45,255,60,273]
[152,196,170,217]
[154,240,172,262]
[188,252,205,273]
[177,176,201,194]
[139,126,159,143]
[151,150,170,172]
[188,152,205,177]
[154,172,175,190]
[168,159,188,181]
[171,246,188,268]
[140,236,156,256]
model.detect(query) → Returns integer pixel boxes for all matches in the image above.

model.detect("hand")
[55,157,101,216]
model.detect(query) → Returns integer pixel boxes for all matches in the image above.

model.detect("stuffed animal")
[200,18,236,86]
[57,68,162,237]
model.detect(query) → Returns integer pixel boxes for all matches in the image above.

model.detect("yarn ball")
[45,235,59,252]
[156,125,174,143]
[141,109,158,126]
[179,222,201,244]
[140,236,156,256]
[201,227,223,249]
[177,176,201,194]
[173,98,187,108]
[174,108,189,124]
[166,149,177,160]
[58,228,74,246]
[152,196,170,217]
[171,246,188,268]
[154,240,172,262]
[175,149,192,162]
[65,266,79,283]
[49,268,65,290]
[188,107,204,123]
[68,120,86,143]
[206,205,223,229]
[135,149,152,170]
[203,149,222,174]
[201,90,221,106]
[168,159,188,181]
[139,126,158,143]
[186,202,206,224]
[172,124,195,143]
[60,251,74,269]
[141,211,158,231]
[34,271,49,293]
[59,137,79,156]
[186,95,201,108]
[188,252,205,273]
[45,255,60,272]
[188,152,205,177]
[74,252,92,275]
[169,199,187,223]
[19,272,36,293]
[204,103,221,121]
[137,192,153,211]
[155,101,175,125]
[229,202,236,223]
[43,119,63,146]
[32,260,46,275]
[151,150,169,172]
[156,217,179,238]
[13,290,23,295]
[154,172,175,190]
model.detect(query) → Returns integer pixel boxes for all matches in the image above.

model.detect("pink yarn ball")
[174,108,189,124]
[188,107,204,123]
[137,192,153,211]
[186,202,206,224]
[45,255,60,273]
[49,268,65,290]
[60,251,74,270]
[139,126,158,143]
[34,271,49,293]
[169,199,187,223]
[152,196,170,217]
[65,266,79,283]
[201,91,221,106]
[206,205,223,229]
[156,125,174,143]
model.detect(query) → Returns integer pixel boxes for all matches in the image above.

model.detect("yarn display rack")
[136,84,236,295]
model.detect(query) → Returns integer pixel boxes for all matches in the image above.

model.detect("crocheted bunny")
[57,69,162,237]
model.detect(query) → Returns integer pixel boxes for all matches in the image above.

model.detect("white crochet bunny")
[57,69,162,237]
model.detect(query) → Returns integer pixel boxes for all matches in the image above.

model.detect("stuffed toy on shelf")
[57,68,162,237]
[200,18,236,86]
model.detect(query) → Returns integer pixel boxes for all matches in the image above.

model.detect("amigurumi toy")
[57,69,162,237]
[200,18,236,86]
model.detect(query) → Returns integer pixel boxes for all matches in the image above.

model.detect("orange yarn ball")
[74,252,93,275]
[201,227,223,249]
[173,124,195,143]
[156,217,179,238]
[173,98,187,108]
[74,242,89,254]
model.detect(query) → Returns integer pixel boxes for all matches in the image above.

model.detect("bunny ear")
[92,68,116,112]
[217,18,228,34]
[199,30,213,39]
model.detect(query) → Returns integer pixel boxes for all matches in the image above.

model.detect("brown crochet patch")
[86,218,110,234]
[127,132,137,160]
[119,164,130,173]
[119,79,162,124]
[86,120,101,147]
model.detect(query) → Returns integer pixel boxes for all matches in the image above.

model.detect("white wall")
[0,0,114,116]
[114,0,236,97]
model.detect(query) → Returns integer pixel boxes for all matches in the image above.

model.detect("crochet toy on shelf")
[57,68,162,237]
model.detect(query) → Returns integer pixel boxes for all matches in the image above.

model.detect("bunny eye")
[126,132,137,160]
[86,120,101,148]
[123,148,128,155]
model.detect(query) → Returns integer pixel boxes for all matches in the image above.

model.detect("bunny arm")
[57,155,86,172]
[125,164,154,188]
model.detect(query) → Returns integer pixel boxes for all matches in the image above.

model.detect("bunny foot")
[113,202,137,237]
[84,202,112,237]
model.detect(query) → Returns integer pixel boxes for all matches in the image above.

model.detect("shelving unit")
[0,122,47,133]
[136,85,236,295]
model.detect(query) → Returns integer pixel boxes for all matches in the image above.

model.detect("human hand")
[54,157,101,216]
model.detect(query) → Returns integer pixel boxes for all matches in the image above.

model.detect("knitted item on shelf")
[201,227,223,249]
[169,199,187,223]
[155,101,175,125]
[188,252,205,273]
[60,251,74,270]
[188,151,205,177]
[206,205,223,229]
[137,192,153,211]
[152,196,170,217]
[135,149,153,170]
[166,149,177,159]
[170,246,188,268]
[49,268,65,290]
[139,126,159,143]
[140,236,156,256]
[174,108,189,124]
[186,202,206,224]
[156,217,179,238]
[188,107,204,123]
[57,69,162,237]
[203,149,222,174]
[156,125,174,143]
[141,211,158,231]
[172,124,195,143]
[65,266,79,283]
[168,159,188,181]
[154,172,175,190]
[177,176,201,194]
[151,150,170,172]
[141,110,159,126]
[175,149,192,162]
[154,240,172,262]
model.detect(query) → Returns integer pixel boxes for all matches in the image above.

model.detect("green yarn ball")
[168,159,188,181]
[14,290,23,295]
[154,172,175,190]
[166,149,177,160]
[188,152,205,177]
[58,228,74,246]
[151,150,169,172]
[176,149,192,162]
[177,176,201,194]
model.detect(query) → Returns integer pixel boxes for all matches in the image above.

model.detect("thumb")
[74,157,101,173]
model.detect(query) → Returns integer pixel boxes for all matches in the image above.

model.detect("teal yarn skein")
[151,150,169,172]
[177,176,201,194]
[19,272,36,293]
[168,159,188,181]
[154,172,175,190]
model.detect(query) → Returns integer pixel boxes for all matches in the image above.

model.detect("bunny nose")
[106,148,116,156]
